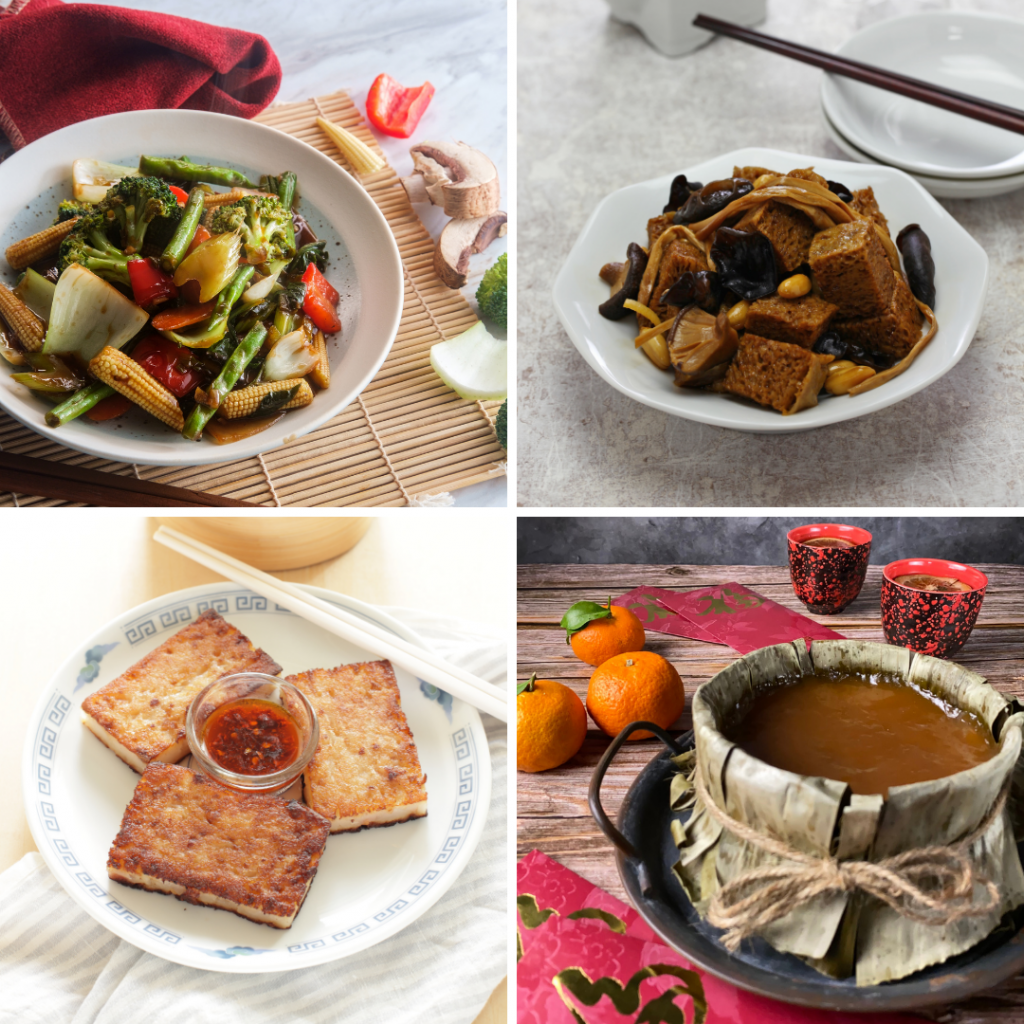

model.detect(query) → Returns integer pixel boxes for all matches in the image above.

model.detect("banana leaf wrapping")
[671,640,1024,987]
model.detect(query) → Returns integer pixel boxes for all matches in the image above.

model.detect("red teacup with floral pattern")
[787,523,872,615]
[881,558,987,658]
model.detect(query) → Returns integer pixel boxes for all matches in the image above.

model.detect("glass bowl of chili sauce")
[185,673,319,795]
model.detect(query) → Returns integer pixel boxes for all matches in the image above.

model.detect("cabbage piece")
[173,231,242,302]
[263,325,319,381]
[42,264,149,363]
[13,268,56,324]
[242,259,288,303]
[72,159,140,204]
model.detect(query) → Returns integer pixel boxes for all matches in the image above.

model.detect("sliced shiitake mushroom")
[667,307,739,388]
[896,224,936,309]
[598,242,648,320]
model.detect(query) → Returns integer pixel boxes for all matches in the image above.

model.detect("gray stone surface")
[518,516,1024,565]
[517,0,1024,507]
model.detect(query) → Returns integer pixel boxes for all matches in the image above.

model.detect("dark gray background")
[518,518,1024,566]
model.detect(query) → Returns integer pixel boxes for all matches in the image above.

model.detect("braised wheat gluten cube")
[736,200,816,275]
[808,220,895,318]
[81,609,282,772]
[722,333,833,415]
[290,661,428,833]
[834,273,924,361]
[107,763,330,928]
[744,293,839,349]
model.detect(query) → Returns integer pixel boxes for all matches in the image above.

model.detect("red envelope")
[517,850,923,1024]
[656,583,843,654]
[613,587,722,644]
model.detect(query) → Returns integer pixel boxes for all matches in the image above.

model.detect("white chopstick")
[153,525,508,722]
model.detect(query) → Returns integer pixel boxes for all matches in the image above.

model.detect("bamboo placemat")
[0,91,506,507]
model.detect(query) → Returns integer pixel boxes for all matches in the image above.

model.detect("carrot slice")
[86,394,132,421]
[186,225,212,256]
[151,300,217,331]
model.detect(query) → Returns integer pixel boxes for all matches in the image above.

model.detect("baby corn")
[89,346,185,430]
[309,330,330,389]
[5,218,79,270]
[0,282,44,351]
[316,117,385,176]
[194,378,313,419]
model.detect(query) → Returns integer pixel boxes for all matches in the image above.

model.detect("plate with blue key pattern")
[23,583,491,972]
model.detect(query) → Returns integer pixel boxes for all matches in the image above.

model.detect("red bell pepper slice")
[127,257,178,310]
[168,185,189,205]
[131,335,204,398]
[186,225,212,256]
[366,73,435,139]
[301,263,341,333]
[151,300,217,331]
[86,394,132,421]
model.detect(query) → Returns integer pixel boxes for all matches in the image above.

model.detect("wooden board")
[0,91,505,507]
[518,564,1024,1022]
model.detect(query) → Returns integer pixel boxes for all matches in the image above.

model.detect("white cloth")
[0,608,507,1024]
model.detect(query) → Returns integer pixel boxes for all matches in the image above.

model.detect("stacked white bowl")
[821,12,1024,199]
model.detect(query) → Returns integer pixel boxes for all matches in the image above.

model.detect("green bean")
[182,322,267,441]
[139,155,256,189]
[160,187,206,272]
[45,381,115,427]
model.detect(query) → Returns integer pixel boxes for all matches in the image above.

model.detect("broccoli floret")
[58,213,131,287]
[209,195,296,265]
[495,399,507,449]
[101,176,181,254]
[476,252,507,329]
[55,199,92,224]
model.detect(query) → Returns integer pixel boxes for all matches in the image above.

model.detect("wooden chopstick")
[693,14,1024,138]
[153,525,510,721]
[0,452,258,507]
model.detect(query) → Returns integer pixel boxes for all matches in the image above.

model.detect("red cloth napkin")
[0,0,281,149]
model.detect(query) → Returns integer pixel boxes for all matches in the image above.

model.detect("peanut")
[825,360,876,395]
[777,273,811,299]
[727,299,749,329]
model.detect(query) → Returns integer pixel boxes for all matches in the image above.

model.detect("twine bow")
[693,771,1006,952]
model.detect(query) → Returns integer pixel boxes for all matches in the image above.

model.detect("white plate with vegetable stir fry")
[553,147,988,434]
[0,109,403,466]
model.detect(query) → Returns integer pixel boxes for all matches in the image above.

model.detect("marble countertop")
[25,0,509,506]
[518,0,1024,507]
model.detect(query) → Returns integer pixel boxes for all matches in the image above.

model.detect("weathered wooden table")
[517,563,1024,1023]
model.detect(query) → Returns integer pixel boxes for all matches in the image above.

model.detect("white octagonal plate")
[0,110,403,466]
[552,147,988,434]
[22,583,490,973]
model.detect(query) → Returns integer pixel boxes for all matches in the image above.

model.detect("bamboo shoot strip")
[153,525,509,721]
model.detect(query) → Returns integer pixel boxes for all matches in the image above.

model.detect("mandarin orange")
[569,604,645,667]
[586,651,685,739]
[517,674,588,773]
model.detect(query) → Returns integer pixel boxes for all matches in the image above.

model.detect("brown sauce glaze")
[724,672,996,796]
